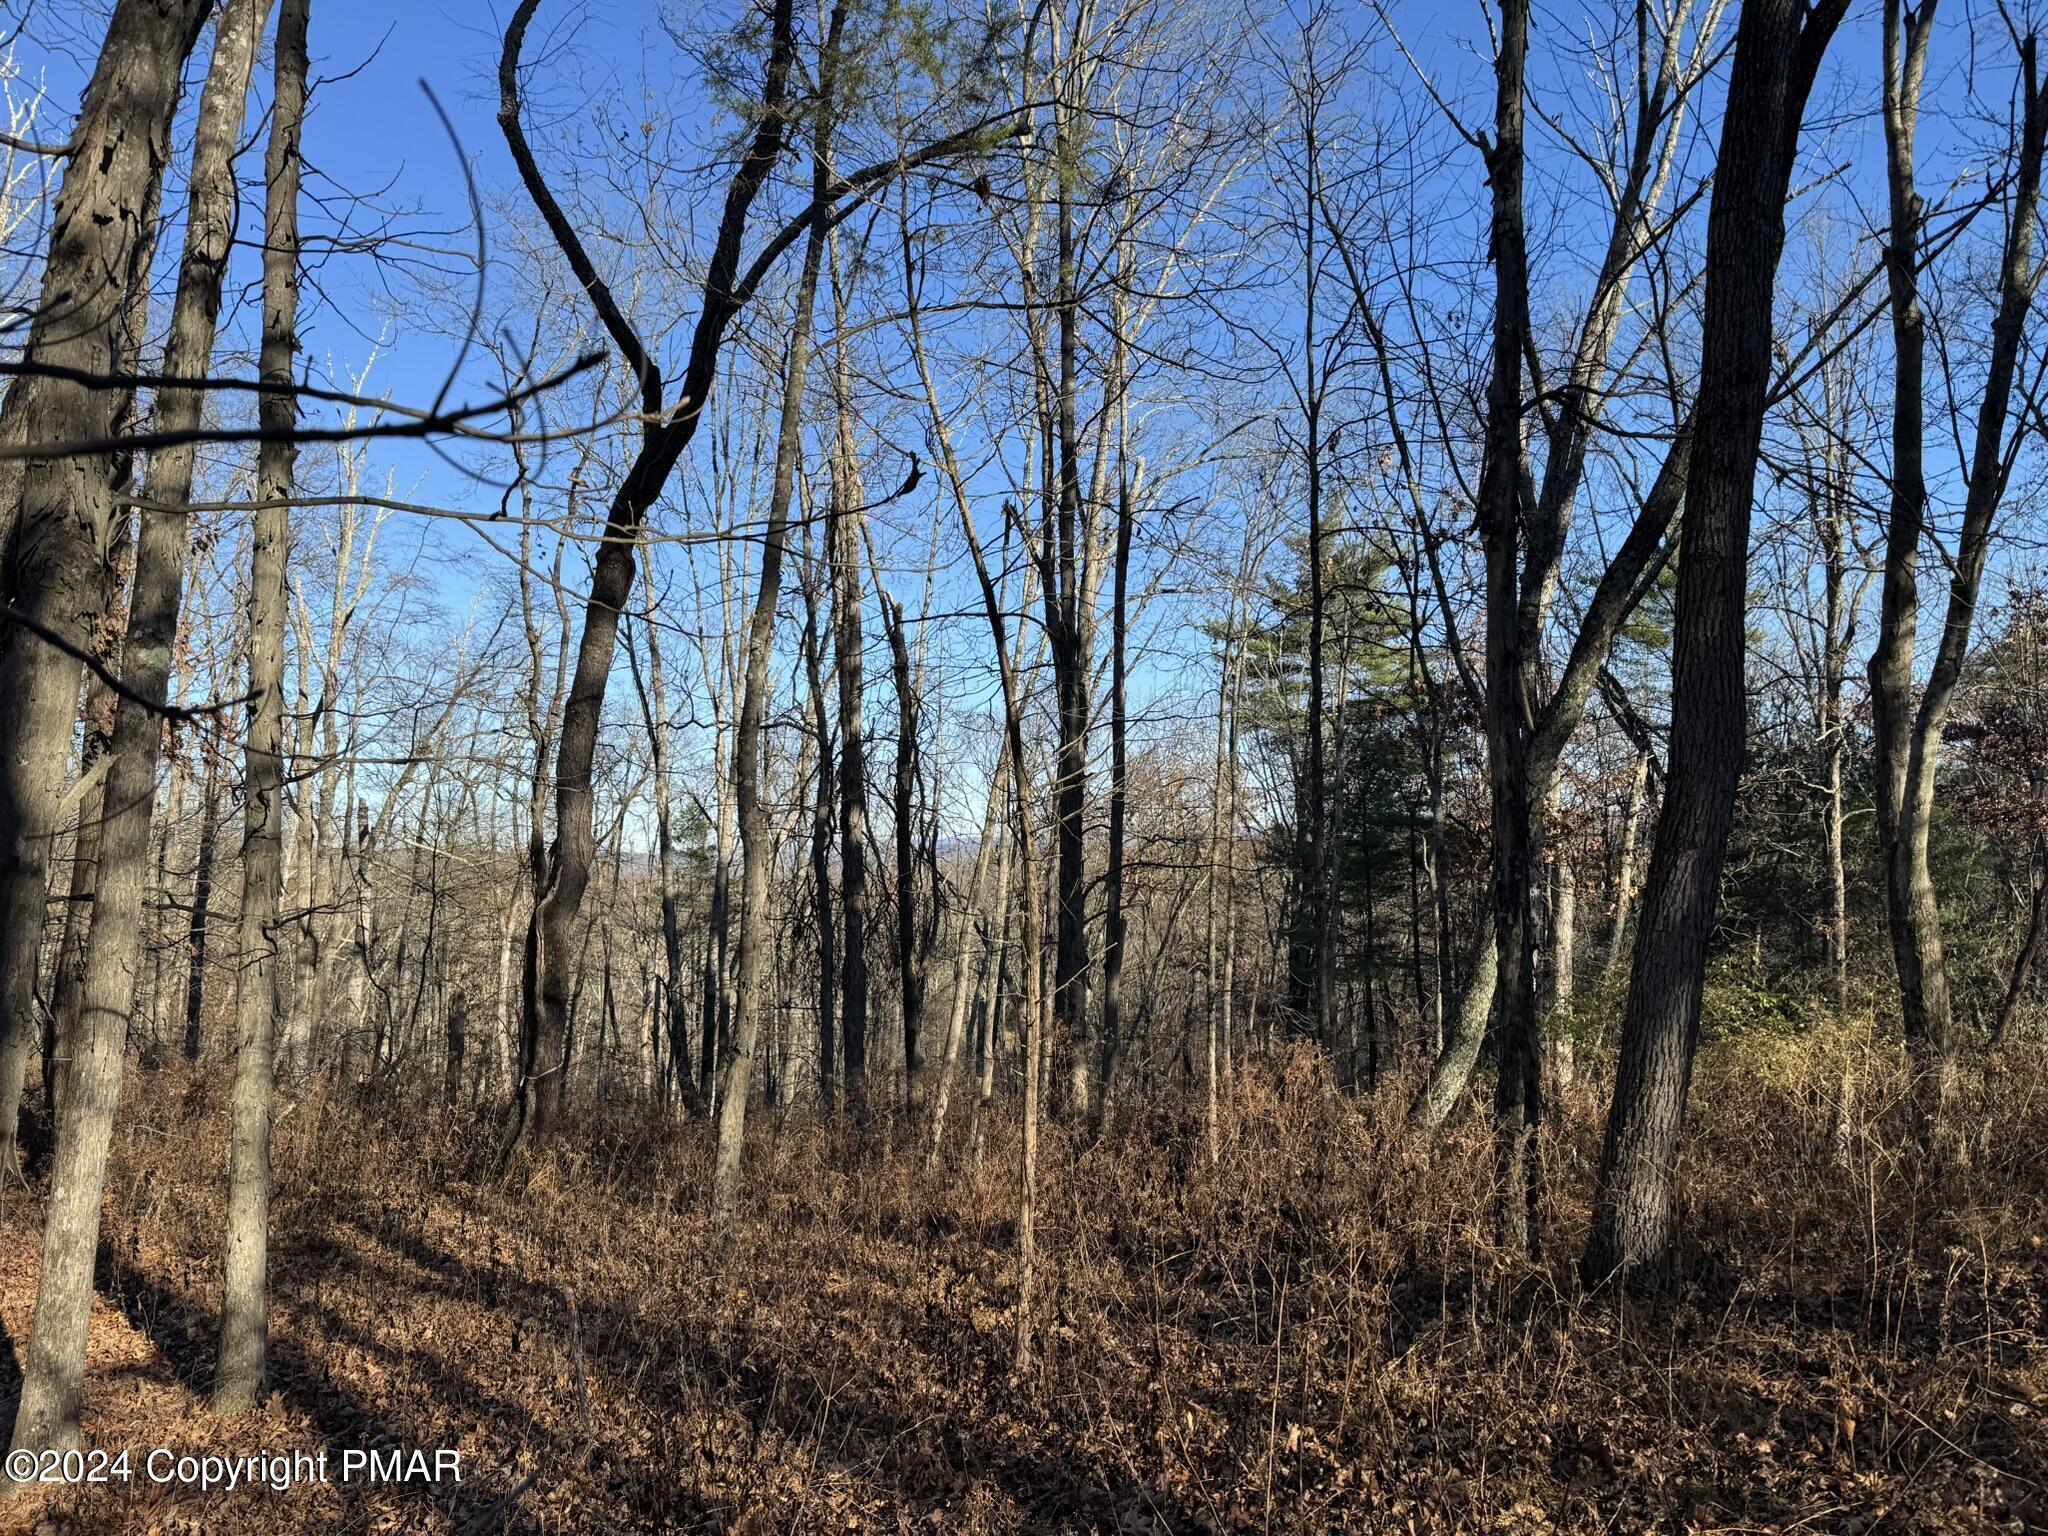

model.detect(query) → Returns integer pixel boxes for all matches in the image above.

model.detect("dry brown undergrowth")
[1,1040,2043,1534]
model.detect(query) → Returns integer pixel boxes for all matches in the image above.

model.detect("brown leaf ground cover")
[1,1041,2043,1534]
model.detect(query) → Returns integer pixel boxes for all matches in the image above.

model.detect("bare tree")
[1867,0,2045,1139]
[4,0,258,1457]
[712,0,833,1235]
[1584,0,1849,1287]
[0,0,213,1184]
[215,0,308,1416]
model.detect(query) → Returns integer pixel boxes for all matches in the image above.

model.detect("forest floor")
[0,1040,2044,1535]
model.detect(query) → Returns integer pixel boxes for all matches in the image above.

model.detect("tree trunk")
[927,756,1005,1167]
[496,0,798,1157]
[831,410,870,1102]
[880,584,927,1103]
[1604,750,1650,982]
[709,8,833,1235]
[1292,109,1330,1052]
[1584,0,1846,1287]
[1045,87,1095,1122]
[1992,840,2047,1045]
[1868,0,2044,1139]
[1473,0,1540,1251]
[799,542,838,1106]
[0,0,211,1187]
[1098,466,1133,1127]
[184,754,223,1063]
[1548,856,1576,1017]
[494,892,519,1097]
[444,986,468,1107]
[214,0,307,1416]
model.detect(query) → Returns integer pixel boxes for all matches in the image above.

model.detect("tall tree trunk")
[5,0,247,1465]
[1868,0,2044,1139]
[1584,0,1847,1287]
[1203,611,1233,1164]
[798,541,838,1107]
[831,401,870,1102]
[1221,638,1246,1092]
[215,0,307,1416]
[880,585,927,1102]
[184,752,223,1063]
[710,7,834,1235]
[1099,464,1132,1127]
[1868,0,1943,1110]
[1474,0,1541,1253]
[0,0,211,1186]
[496,0,798,1156]
[1046,85,1094,1122]
[1292,98,1329,1051]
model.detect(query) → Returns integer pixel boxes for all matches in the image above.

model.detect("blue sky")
[6,0,2043,841]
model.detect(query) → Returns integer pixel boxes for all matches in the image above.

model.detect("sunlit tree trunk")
[1867,0,2044,1141]
[215,0,308,1415]
[1585,0,1848,1286]
[0,0,211,1185]
[3,0,235,1464]
[710,3,834,1234]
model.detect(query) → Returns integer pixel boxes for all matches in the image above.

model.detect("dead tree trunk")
[878,581,926,1100]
